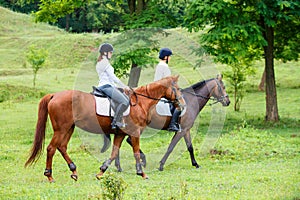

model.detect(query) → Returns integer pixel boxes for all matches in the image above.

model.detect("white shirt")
[96,57,123,87]
[154,61,171,81]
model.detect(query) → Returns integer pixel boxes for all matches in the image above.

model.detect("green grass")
[0,6,300,200]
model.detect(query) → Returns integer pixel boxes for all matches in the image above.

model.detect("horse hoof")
[142,173,149,179]
[158,166,164,171]
[117,168,123,172]
[71,174,78,181]
[47,177,55,183]
[96,172,104,180]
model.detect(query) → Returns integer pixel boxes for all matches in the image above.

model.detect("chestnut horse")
[104,75,230,171]
[25,75,185,182]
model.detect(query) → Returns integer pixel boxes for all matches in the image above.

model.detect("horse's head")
[210,74,230,106]
[162,75,186,110]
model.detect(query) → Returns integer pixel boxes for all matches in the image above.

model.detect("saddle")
[155,99,186,117]
[92,86,107,97]
[91,86,130,117]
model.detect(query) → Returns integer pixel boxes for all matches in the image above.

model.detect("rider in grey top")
[154,48,181,132]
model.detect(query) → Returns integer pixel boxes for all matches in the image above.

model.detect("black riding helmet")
[99,43,114,53]
[159,48,172,59]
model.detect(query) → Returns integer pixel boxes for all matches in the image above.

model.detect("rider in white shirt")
[96,43,129,129]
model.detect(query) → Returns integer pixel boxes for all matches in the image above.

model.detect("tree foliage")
[123,0,186,29]
[26,44,48,87]
[184,0,300,121]
[111,28,165,87]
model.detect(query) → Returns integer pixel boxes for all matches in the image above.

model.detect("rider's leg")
[168,108,181,132]
[110,88,129,129]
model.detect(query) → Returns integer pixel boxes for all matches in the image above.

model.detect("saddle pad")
[94,96,130,117]
[156,99,186,116]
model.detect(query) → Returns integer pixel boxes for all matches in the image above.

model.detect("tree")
[111,28,164,87]
[26,44,48,87]
[113,0,186,87]
[223,61,255,111]
[17,0,88,31]
[15,0,125,32]
[184,0,300,122]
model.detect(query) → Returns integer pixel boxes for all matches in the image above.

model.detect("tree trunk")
[128,63,141,87]
[65,14,70,31]
[128,0,136,14]
[263,25,279,121]
[137,0,146,14]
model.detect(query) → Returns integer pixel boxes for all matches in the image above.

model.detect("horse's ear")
[174,74,180,80]
[216,74,223,81]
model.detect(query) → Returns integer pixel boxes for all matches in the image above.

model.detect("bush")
[99,172,127,200]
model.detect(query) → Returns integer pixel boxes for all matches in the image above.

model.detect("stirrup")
[111,122,126,129]
[115,122,126,129]
[167,124,181,132]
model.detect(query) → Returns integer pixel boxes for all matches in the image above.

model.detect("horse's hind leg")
[45,127,76,182]
[96,134,125,179]
[183,130,200,168]
[57,125,78,181]
[159,131,185,171]
[45,134,59,182]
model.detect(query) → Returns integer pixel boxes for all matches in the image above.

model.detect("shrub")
[99,172,127,200]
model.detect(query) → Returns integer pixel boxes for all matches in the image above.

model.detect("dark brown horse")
[24,75,186,182]
[104,75,230,171]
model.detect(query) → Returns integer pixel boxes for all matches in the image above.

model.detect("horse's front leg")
[126,136,147,167]
[183,130,200,169]
[114,150,122,172]
[96,134,125,179]
[130,136,148,179]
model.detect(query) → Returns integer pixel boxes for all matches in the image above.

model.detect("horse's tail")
[25,94,53,167]
[100,134,111,153]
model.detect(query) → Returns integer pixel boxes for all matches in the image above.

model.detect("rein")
[183,90,218,106]
[129,85,175,106]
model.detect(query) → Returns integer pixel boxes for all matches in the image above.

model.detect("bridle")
[129,81,184,109]
[214,78,228,104]
[184,79,228,105]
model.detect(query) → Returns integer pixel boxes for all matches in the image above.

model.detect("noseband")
[213,79,228,103]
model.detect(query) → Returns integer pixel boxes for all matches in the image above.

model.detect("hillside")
[0,6,299,103]
[0,6,107,99]
[0,6,104,72]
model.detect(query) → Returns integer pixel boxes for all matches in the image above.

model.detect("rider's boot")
[167,109,181,132]
[111,104,127,129]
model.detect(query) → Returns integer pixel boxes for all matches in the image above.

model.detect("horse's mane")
[182,78,215,91]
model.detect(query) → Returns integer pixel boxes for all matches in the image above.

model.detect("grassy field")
[0,7,299,200]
